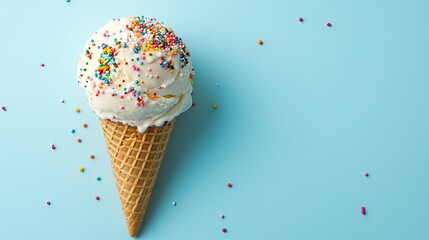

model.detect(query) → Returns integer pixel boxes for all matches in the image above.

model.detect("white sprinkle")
[172,202,176,206]
[60,99,65,103]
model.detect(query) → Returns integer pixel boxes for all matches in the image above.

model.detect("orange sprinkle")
[258,40,263,45]
[77,138,82,143]
[227,183,232,188]
[90,155,94,159]
[83,123,88,128]
[169,69,174,74]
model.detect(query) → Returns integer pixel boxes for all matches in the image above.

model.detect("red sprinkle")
[222,228,227,233]
[95,196,100,201]
[299,17,303,22]
[361,206,366,215]
[1,106,6,111]
[192,102,196,107]
[227,183,232,188]
[40,63,45,67]
[327,22,332,27]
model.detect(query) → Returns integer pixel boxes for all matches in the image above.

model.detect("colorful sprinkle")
[40,63,45,67]
[95,196,100,201]
[220,214,225,219]
[258,40,263,45]
[60,99,65,103]
[79,167,85,172]
[222,228,227,233]
[212,104,218,109]
[172,201,177,206]
[75,108,80,113]
[361,206,366,215]
[46,201,51,205]
[299,17,303,22]
[77,138,82,143]
[83,123,88,128]
[50,144,56,150]
[192,102,196,107]
[1,106,6,111]
[90,154,95,159]
[96,176,101,181]
[70,129,75,134]
[364,172,369,177]
[327,22,332,27]
[227,183,232,188]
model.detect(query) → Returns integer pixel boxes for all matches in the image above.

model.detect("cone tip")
[128,228,140,238]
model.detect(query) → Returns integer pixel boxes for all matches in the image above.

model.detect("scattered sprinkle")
[327,22,332,27]
[216,83,220,87]
[83,123,88,128]
[46,201,51,206]
[361,206,366,215]
[75,108,80,113]
[172,201,177,206]
[258,40,263,45]
[299,17,303,22]
[364,172,369,177]
[79,167,85,172]
[40,63,45,67]
[60,99,65,103]
[227,183,232,188]
[220,214,225,219]
[50,143,56,150]
[77,138,82,143]
[96,176,101,181]
[95,196,100,201]
[66,0,70,2]
[70,129,76,134]
[222,228,227,233]
[1,106,6,111]
[90,154,95,159]
[192,102,196,107]
[212,104,218,109]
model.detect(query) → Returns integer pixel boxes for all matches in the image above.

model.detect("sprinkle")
[227,183,232,188]
[327,22,332,27]
[299,17,303,22]
[50,144,56,150]
[192,102,196,107]
[1,106,6,111]
[96,176,101,181]
[70,129,75,134]
[258,40,263,45]
[220,214,225,219]
[90,154,95,159]
[79,167,85,172]
[222,228,227,233]
[95,196,100,201]
[172,201,177,206]
[59,99,65,103]
[77,138,82,143]
[75,108,80,113]
[46,201,51,206]
[361,206,366,215]
[83,123,88,128]
[364,172,369,177]
[40,63,45,67]
[66,0,70,2]
[212,104,218,109]
[216,83,220,87]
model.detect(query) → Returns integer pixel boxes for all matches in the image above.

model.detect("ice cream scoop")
[77,16,194,132]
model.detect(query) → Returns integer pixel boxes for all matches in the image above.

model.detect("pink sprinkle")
[156,75,160,79]
[120,106,124,110]
[95,196,100,201]
[327,22,332,27]
[40,63,45,67]
[364,172,369,177]
[361,206,366,215]
[192,102,196,107]
[112,115,116,119]
[51,144,56,150]
[46,201,51,205]
[1,106,6,111]
[221,228,227,233]
[299,17,303,22]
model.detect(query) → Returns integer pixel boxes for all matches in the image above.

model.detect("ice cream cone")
[100,118,176,237]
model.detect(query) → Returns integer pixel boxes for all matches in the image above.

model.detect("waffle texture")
[100,118,176,237]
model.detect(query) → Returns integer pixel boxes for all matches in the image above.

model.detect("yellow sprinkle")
[79,167,84,172]
[75,108,80,113]
[212,104,218,109]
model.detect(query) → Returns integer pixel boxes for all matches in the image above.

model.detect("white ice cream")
[77,16,194,132]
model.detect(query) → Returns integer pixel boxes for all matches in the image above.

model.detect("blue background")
[1,0,428,239]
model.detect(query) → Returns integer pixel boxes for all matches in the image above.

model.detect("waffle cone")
[100,118,176,237]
